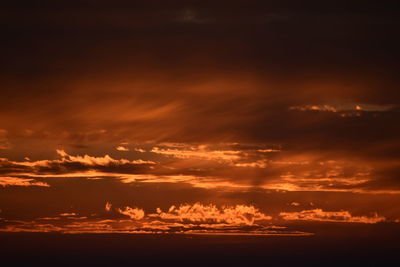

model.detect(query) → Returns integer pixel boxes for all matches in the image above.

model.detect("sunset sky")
[1,1,400,265]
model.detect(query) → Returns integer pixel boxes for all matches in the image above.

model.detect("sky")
[1,0,400,244]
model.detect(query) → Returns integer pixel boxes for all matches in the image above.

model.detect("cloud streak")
[279,209,385,224]
[0,177,49,187]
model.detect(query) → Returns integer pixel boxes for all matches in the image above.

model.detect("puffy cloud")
[105,202,112,212]
[116,146,129,151]
[0,177,49,187]
[150,203,271,225]
[55,149,150,166]
[117,206,145,220]
[279,209,385,224]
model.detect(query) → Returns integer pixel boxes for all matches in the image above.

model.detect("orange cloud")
[55,149,152,166]
[117,206,145,220]
[150,203,271,225]
[1,146,399,195]
[279,209,385,224]
[0,218,310,236]
[118,174,251,190]
[151,145,241,161]
[116,146,129,151]
[0,202,316,236]
[105,202,112,212]
[0,150,155,176]
[0,177,49,187]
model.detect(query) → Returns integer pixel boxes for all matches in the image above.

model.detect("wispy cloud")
[0,150,155,175]
[0,145,399,195]
[54,149,150,166]
[0,177,49,187]
[151,144,242,161]
[279,209,385,224]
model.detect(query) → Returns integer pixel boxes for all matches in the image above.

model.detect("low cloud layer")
[1,201,392,236]
[0,202,306,236]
